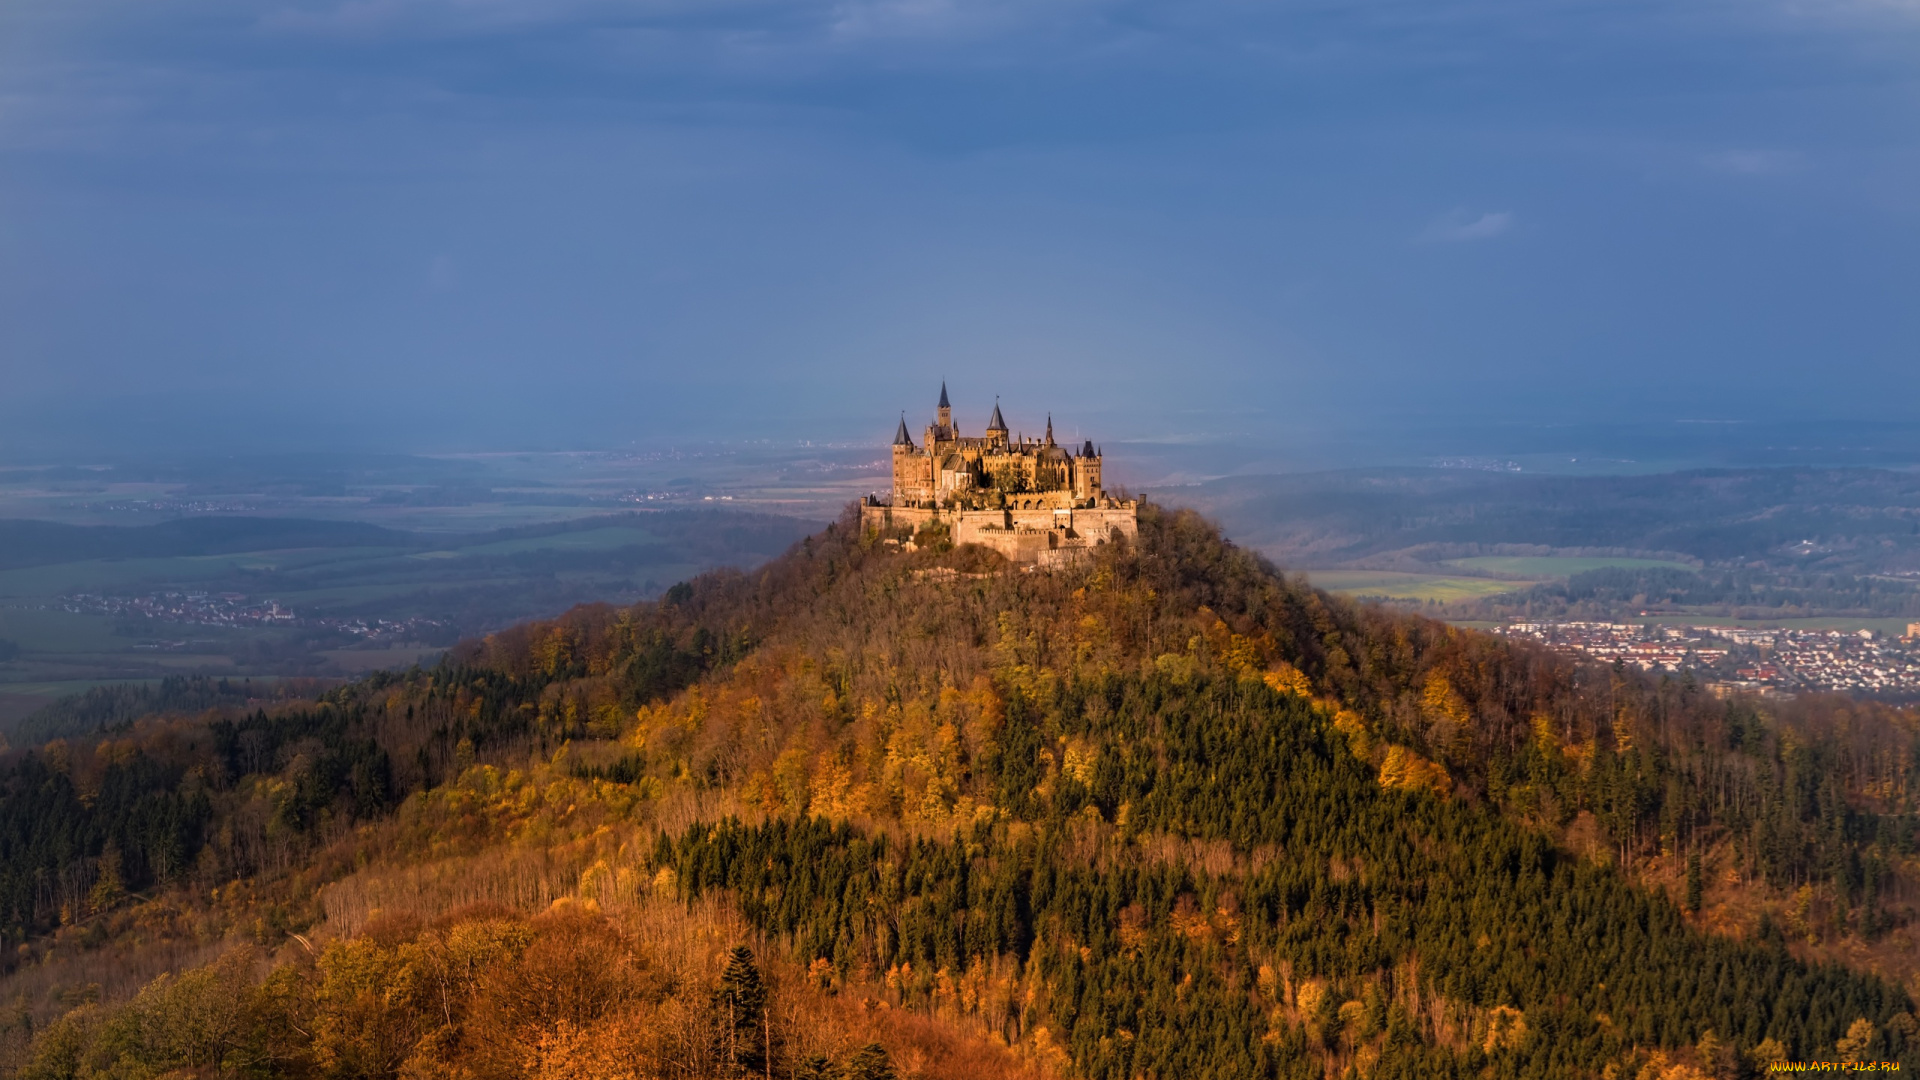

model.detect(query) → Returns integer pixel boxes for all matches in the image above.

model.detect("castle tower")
[891,413,933,505]
[986,398,1008,449]
[1074,439,1102,499]
[937,382,952,434]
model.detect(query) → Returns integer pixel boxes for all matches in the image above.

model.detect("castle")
[860,384,1138,567]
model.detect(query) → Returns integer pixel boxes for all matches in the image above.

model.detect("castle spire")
[1045,414,1054,446]
[987,398,1007,433]
[938,382,950,409]
[893,413,913,447]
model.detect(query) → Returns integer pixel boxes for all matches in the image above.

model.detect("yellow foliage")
[772,747,811,813]
[1263,664,1314,699]
[312,937,435,1078]
[1154,652,1197,685]
[1634,1050,1712,1080]
[1837,1017,1877,1062]
[1062,740,1098,785]
[1332,710,1372,761]
[1421,673,1473,755]
[523,1019,646,1080]
[1482,1004,1527,1053]
[809,755,866,820]
[1530,712,1561,755]
[1295,979,1329,1024]
[1378,745,1451,798]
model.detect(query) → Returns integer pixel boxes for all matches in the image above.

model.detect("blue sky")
[1,0,1916,455]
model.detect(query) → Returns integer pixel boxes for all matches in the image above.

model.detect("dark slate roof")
[987,401,1007,431]
[1082,439,1096,457]
[893,416,914,446]
[938,382,950,409]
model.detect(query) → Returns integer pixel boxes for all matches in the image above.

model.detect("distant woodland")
[1457,565,1920,622]
[0,504,1916,1078]
[1183,467,1920,571]
[1173,466,1920,623]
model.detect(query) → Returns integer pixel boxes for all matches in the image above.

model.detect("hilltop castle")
[861,383,1138,567]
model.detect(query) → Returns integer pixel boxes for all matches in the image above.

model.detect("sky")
[1,0,1917,458]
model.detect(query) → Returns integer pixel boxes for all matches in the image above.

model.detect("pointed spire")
[987,397,1007,432]
[938,381,950,409]
[1044,414,1054,445]
[893,413,913,447]
[1082,439,1095,457]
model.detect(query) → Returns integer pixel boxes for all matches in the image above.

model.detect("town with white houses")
[1492,620,1920,696]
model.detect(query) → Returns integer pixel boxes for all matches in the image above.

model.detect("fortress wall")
[861,500,1138,567]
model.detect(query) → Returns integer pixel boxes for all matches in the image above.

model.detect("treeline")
[1472,565,1920,618]
[7,676,321,746]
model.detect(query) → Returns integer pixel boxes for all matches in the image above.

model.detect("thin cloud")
[1417,209,1513,243]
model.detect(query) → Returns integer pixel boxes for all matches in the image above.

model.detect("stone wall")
[859,500,1137,567]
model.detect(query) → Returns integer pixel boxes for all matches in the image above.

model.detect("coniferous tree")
[713,945,768,1075]
[840,1043,897,1080]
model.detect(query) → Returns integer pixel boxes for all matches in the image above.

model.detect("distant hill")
[1173,466,1920,573]
[0,516,423,571]
[0,504,1915,1077]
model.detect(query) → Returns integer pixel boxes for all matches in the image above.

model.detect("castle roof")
[938,382,950,409]
[987,400,1007,432]
[893,415,914,447]
[1082,439,1096,457]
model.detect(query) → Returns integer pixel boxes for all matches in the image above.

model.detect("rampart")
[860,500,1137,569]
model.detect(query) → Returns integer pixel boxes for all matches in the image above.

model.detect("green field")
[1305,571,1541,602]
[1443,555,1695,577]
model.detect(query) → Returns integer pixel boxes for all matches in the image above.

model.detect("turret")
[891,412,933,505]
[986,398,1008,448]
[1074,438,1103,500]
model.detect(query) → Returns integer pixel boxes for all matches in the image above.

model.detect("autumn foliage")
[4,503,1920,1078]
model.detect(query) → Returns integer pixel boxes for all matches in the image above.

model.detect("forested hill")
[3,504,1918,1079]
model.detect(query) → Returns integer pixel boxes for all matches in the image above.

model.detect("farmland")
[0,510,816,729]
[1301,570,1539,602]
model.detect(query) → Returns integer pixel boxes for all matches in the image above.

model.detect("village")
[1492,619,1920,696]
[45,591,444,641]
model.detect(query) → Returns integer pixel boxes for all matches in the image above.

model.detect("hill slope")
[1,504,1916,1078]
